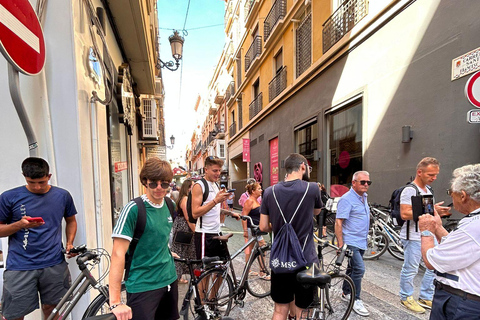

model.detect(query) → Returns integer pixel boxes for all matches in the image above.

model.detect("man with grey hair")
[399,157,451,313]
[335,170,371,316]
[419,164,480,319]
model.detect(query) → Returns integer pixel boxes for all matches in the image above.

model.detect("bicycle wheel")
[387,239,404,260]
[363,229,388,260]
[82,284,127,318]
[194,268,234,318]
[246,245,271,298]
[324,274,355,320]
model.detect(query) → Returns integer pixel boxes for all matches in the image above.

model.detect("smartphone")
[227,189,236,193]
[422,195,434,215]
[26,217,45,223]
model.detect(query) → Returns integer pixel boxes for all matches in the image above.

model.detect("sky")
[157,0,226,166]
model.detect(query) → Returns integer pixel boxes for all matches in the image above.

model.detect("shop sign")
[467,110,480,124]
[452,47,480,81]
[146,146,166,161]
[242,139,250,162]
[114,161,128,172]
[270,137,279,186]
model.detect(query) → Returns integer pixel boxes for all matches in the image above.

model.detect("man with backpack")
[335,171,372,317]
[259,153,322,320]
[109,158,178,320]
[398,157,451,314]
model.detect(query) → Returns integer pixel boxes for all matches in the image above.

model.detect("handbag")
[174,230,194,244]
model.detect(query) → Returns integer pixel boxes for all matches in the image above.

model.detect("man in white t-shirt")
[419,163,480,320]
[191,156,239,259]
[399,157,451,313]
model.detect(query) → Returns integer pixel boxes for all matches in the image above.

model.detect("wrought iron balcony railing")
[229,121,237,137]
[322,0,368,53]
[225,81,235,102]
[268,66,287,102]
[264,0,286,41]
[245,36,262,72]
[249,92,263,120]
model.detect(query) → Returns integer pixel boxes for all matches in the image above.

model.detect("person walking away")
[335,171,371,317]
[0,157,78,320]
[419,163,480,320]
[399,157,451,313]
[171,179,196,284]
[260,153,322,320]
[109,158,179,320]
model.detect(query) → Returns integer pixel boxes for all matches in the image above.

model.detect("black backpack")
[124,196,175,281]
[389,182,433,239]
[186,178,217,227]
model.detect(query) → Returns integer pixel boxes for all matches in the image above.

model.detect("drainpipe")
[8,65,38,156]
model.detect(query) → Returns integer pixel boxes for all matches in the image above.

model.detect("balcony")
[225,81,235,103]
[224,0,233,30]
[229,121,237,137]
[322,0,368,53]
[209,105,218,116]
[195,141,202,155]
[264,0,286,42]
[268,66,287,102]
[245,36,262,72]
[249,92,263,120]
[244,0,255,22]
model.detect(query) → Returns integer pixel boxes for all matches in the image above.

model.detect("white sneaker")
[341,293,351,302]
[353,299,370,317]
[220,223,226,227]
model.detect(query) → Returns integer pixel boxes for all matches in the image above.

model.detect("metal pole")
[8,64,39,156]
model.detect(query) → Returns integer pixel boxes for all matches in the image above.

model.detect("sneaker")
[353,299,370,317]
[401,296,425,314]
[220,223,226,227]
[341,293,351,302]
[418,298,432,310]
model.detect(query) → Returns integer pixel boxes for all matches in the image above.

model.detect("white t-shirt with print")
[399,184,432,241]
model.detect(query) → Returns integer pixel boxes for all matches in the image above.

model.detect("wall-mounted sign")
[242,139,250,162]
[270,137,279,186]
[114,161,128,172]
[0,0,45,75]
[146,146,166,161]
[452,47,480,81]
[467,109,480,124]
[465,71,480,108]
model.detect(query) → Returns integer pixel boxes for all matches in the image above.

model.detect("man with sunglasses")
[398,157,451,314]
[191,156,239,260]
[109,158,179,320]
[335,171,372,317]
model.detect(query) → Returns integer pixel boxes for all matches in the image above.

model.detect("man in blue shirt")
[335,171,371,317]
[0,157,77,320]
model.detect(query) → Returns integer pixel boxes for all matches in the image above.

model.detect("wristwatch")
[421,230,434,237]
[109,303,123,311]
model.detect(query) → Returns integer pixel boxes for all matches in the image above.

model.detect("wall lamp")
[166,135,175,150]
[402,125,413,143]
[157,30,184,72]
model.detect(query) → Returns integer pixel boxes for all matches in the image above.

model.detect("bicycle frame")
[371,208,404,254]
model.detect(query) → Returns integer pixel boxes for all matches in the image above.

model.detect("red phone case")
[27,217,44,223]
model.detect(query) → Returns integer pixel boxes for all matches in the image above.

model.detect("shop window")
[294,120,318,182]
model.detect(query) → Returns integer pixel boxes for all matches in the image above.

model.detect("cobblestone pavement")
[178,212,432,320]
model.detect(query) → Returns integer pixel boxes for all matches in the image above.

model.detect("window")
[274,49,283,74]
[328,100,363,197]
[294,120,318,182]
[218,142,226,158]
[295,12,312,78]
[237,99,243,129]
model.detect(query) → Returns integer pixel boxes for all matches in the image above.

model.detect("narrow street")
[180,213,432,320]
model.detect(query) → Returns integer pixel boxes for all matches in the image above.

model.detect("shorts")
[227,203,233,209]
[127,280,179,320]
[194,232,229,260]
[271,269,315,309]
[1,260,71,319]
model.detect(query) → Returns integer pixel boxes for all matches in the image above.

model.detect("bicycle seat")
[296,264,331,287]
[213,233,233,242]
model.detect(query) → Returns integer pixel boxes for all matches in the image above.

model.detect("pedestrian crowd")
[0,154,479,320]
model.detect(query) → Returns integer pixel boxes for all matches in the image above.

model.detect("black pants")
[430,287,480,320]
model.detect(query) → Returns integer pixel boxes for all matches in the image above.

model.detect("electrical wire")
[158,23,223,32]
[183,0,191,31]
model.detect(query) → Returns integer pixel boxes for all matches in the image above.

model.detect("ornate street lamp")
[167,135,175,149]
[157,30,184,71]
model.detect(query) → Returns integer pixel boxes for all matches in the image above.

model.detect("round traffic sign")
[465,71,480,108]
[0,0,46,75]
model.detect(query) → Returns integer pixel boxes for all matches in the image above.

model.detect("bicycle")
[297,237,355,319]
[47,245,127,320]
[367,204,404,260]
[175,215,271,319]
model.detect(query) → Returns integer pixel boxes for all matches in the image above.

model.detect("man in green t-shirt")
[109,158,178,320]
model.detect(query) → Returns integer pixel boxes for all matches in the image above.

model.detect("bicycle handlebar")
[335,244,348,266]
[62,244,87,254]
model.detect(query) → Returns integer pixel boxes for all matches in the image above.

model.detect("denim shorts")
[1,261,71,319]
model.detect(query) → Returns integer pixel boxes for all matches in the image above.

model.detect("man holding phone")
[399,157,451,313]
[0,157,78,320]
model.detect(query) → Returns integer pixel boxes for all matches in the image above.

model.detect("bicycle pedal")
[234,300,245,308]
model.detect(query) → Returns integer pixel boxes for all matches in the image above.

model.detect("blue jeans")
[343,245,365,300]
[399,239,435,300]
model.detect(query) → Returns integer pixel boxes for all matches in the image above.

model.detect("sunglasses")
[147,181,170,189]
[356,180,372,186]
[303,163,313,173]
[447,188,454,196]
[206,156,220,161]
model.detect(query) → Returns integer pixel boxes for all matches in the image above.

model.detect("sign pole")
[8,64,39,156]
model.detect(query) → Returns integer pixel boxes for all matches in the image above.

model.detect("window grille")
[238,99,243,129]
[141,98,157,139]
[296,13,312,78]
[269,66,287,101]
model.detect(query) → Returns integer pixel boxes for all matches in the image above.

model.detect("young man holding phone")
[0,157,78,320]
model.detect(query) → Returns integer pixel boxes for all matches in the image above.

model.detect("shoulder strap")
[272,182,310,224]
[200,178,209,203]
[164,196,175,220]
[125,197,146,280]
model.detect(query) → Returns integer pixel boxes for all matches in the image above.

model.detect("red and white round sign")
[0,0,46,75]
[465,71,480,108]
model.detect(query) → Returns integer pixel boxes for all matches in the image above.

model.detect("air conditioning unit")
[140,96,158,139]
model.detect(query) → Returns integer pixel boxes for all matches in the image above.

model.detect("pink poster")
[242,139,250,162]
[270,137,279,185]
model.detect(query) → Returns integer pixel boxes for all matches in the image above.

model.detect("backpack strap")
[198,178,213,229]
[272,182,310,224]
[125,197,146,281]
[164,196,176,220]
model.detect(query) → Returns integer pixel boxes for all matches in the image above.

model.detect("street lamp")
[157,30,184,72]
[167,135,175,149]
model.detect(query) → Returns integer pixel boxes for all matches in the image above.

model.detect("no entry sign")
[0,0,45,75]
[465,71,480,108]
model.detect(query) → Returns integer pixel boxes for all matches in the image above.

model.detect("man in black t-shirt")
[260,153,323,320]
